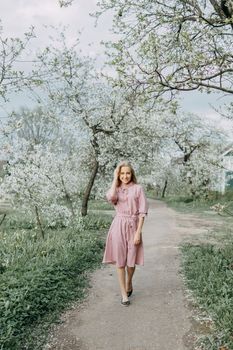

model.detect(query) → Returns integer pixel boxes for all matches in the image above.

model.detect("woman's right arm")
[106,167,119,204]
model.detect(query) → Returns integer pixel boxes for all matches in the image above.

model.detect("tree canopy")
[96,0,233,99]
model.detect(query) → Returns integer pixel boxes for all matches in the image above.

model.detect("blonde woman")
[103,161,148,306]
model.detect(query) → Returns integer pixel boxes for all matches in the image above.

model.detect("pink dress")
[102,182,148,267]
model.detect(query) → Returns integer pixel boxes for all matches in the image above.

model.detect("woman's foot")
[121,293,130,306]
[126,282,133,297]
[121,298,130,306]
[127,288,133,297]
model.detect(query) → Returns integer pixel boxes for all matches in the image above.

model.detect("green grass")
[163,190,233,217]
[164,196,211,214]
[145,188,158,199]
[0,211,111,350]
[181,242,233,350]
[169,192,233,350]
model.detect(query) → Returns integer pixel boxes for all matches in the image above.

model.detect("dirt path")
[44,200,220,350]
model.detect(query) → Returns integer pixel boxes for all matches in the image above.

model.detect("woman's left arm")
[134,185,148,245]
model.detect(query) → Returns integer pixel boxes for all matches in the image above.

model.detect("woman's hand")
[134,231,142,245]
[113,166,120,181]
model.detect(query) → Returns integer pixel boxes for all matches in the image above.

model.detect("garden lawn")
[163,190,233,217]
[181,242,233,350]
[0,213,111,350]
[165,194,233,350]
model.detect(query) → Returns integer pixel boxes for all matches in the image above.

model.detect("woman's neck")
[121,181,133,188]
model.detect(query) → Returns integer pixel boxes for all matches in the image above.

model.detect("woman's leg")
[126,266,135,292]
[116,267,128,301]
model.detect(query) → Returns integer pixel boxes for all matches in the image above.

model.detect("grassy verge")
[0,212,111,350]
[163,192,233,217]
[181,241,233,350]
[145,189,158,199]
[165,194,233,350]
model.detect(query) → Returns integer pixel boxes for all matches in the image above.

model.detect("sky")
[0,0,232,133]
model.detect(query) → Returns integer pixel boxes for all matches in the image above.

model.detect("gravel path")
[45,200,199,350]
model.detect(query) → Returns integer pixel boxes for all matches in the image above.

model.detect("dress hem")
[102,261,144,268]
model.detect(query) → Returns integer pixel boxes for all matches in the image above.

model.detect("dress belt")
[115,214,138,219]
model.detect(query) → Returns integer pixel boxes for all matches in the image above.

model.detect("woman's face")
[119,166,132,185]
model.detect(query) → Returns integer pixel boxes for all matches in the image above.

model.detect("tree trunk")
[60,173,75,217]
[81,157,99,217]
[35,205,45,239]
[161,179,168,198]
[0,214,6,226]
[26,184,45,238]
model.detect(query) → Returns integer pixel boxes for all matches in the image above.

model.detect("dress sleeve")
[138,185,148,218]
[106,188,118,205]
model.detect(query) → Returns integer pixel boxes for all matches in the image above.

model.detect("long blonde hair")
[116,161,137,187]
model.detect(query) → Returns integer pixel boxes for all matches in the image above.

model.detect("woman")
[102,161,148,306]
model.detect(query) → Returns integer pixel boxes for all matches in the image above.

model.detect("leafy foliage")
[96,0,233,98]
[0,22,35,101]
